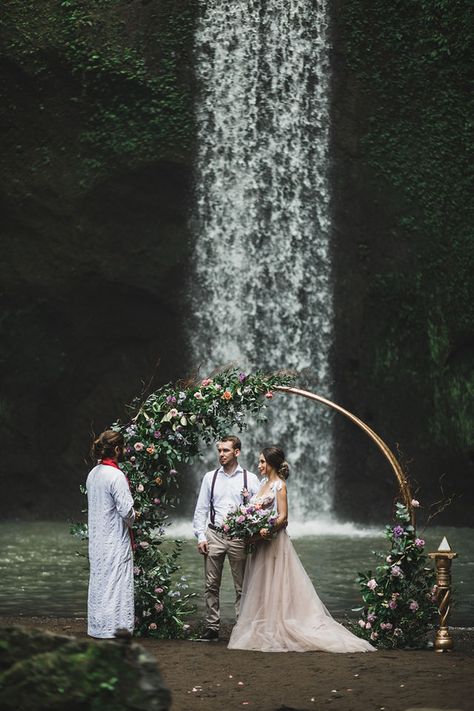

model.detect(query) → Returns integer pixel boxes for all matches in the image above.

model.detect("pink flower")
[411,499,420,508]
[149,623,157,630]
[386,555,392,563]
[194,391,204,400]
[139,541,149,549]
[365,622,372,629]
[201,378,213,387]
[366,578,378,590]
[367,613,376,623]
[169,469,178,476]
[155,603,164,612]
[370,631,379,641]
[415,538,425,547]
[223,524,230,532]
[380,622,393,631]
[409,600,419,612]
[137,483,144,493]
[153,498,161,505]
[390,565,402,577]
[236,515,245,524]
[155,587,164,594]
[358,619,365,628]
[264,391,273,399]
[389,599,397,610]
[169,408,178,417]
[130,456,136,463]
[134,442,144,452]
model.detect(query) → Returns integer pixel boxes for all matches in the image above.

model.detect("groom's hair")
[220,435,241,451]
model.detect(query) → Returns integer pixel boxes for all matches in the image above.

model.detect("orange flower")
[221,390,232,400]
[155,476,162,486]
[146,446,155,455]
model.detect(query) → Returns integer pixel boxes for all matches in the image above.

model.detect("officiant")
[86,430,136,639]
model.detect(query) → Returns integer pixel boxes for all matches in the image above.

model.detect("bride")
[228,445,375,653]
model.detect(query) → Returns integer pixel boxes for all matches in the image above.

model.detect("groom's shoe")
[196,628,219,642]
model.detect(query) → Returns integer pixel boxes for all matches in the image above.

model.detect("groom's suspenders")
[209,468,248,525]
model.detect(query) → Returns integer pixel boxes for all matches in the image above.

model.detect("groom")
[193,435,260,641]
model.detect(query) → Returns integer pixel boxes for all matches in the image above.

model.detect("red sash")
[101,459,136,551]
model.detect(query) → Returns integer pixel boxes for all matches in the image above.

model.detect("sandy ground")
[1,616,473,711]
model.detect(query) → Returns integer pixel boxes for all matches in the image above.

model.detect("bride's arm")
[260,482,288,537]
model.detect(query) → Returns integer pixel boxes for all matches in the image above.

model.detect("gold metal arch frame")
[274,386,415,527]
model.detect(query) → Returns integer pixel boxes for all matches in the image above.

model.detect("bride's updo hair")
[91,430,124,461]
[261,445,290,481]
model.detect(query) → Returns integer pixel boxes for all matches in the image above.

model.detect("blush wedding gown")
[228,479,375,653]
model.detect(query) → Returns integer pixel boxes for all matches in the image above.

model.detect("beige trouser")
[204,526,247,631]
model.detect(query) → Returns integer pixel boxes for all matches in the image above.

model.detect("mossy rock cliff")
[0,626,171,710]
[0,0,196,517]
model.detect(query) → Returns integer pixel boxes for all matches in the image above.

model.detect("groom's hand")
[198,541,208,555]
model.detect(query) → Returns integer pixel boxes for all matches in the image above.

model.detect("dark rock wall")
[1,1,472,522]
[0,0,196,517]
[331,0,474,524]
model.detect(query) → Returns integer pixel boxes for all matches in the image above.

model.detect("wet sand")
[1,616,472,711]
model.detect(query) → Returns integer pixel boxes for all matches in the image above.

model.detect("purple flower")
[414,538,425,547]
[389,599,398,610]
[238,372,247,382]
[166,395,177,404]
[367,613,376,623]
[236,515,245,524]
[390,565,402,577]
[409,600,419,612]
[380,622,393,631]
[169,469,178,476]
[392,525,404,538]
[153,430,162,439]
[366,578,378,591]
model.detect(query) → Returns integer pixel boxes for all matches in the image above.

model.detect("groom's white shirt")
[193,464,260,543]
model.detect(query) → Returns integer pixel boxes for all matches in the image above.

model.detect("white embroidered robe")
[86,463,135,638]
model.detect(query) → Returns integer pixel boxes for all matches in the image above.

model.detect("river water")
[0,521,472,627]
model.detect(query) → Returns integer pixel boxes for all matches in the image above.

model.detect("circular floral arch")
[109,369,415,639]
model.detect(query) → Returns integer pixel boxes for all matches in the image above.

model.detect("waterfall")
[190,0,333,518]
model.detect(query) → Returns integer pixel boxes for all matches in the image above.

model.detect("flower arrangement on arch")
[352,501,438,649]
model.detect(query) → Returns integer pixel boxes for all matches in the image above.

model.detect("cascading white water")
[190,0,333,518]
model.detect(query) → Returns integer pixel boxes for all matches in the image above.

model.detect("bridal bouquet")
[218,502,277,552]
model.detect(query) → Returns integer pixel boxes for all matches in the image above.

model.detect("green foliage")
[1,0,196,191]
[352,503,438,649]
[113,369,293,638]
[340,0,474,447]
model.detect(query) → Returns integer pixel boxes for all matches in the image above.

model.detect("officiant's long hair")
[91,430,125,462]
[261,445,290,480]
